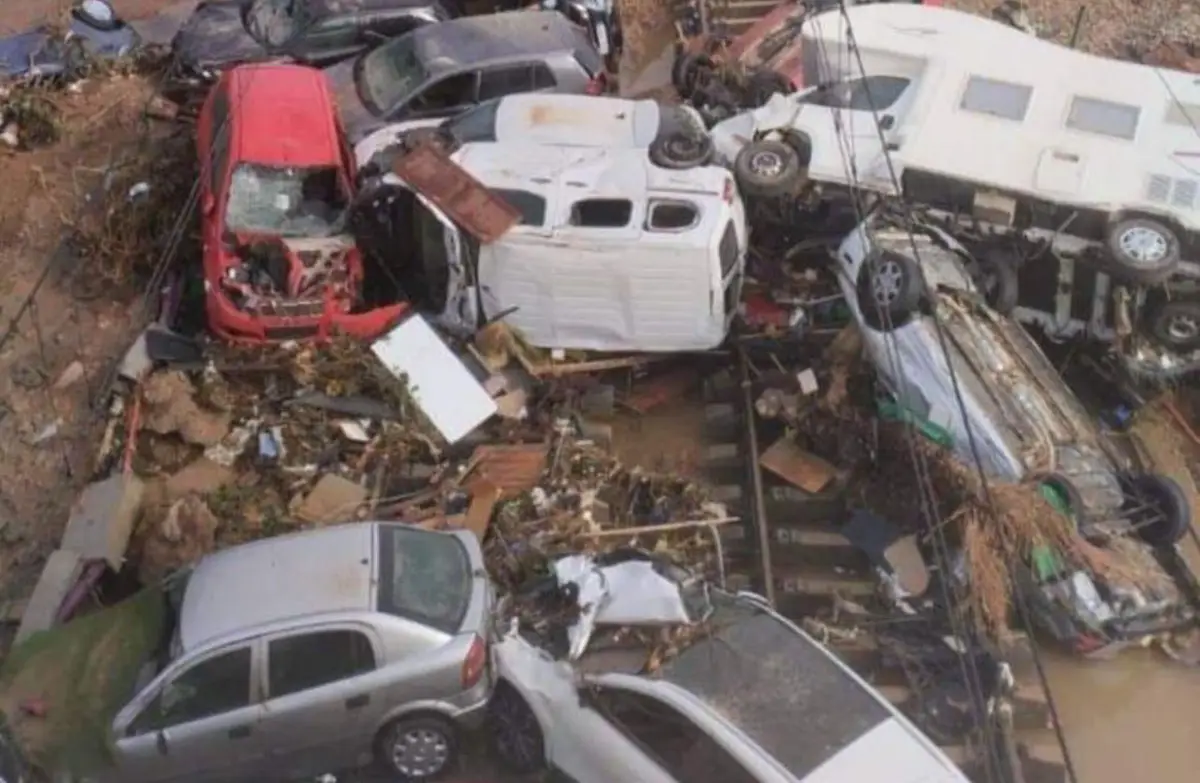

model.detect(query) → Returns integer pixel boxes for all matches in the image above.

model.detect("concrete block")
[15,550,84,644]
[61,473,145,570]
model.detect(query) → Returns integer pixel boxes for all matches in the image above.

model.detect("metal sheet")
[371,314,498,444]
[392,142,520,244]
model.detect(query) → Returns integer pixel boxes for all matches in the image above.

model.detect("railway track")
[701,347,1070,783]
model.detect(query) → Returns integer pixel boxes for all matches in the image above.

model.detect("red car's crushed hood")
[220,233,362,318]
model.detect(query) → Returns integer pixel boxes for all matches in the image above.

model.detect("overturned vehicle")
[835,208,1199,654]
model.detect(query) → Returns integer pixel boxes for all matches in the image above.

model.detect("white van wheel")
[733,139,803,198]
[1105,217,1181,283]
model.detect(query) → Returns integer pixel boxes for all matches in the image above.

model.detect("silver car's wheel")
[870,257,905,306]
[1117,225,1170,267]
[380,717,456,781]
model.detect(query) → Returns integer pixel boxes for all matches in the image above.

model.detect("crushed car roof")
[226,64,342,167]
[412,10,585,74]
[178,523,376,652]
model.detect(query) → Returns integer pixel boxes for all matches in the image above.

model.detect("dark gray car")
[325,10,603,142]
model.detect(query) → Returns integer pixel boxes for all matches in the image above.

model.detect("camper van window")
[491,188,545,226]
[1166,102,1200,128]
[959,76,1032,121]
[570,198,633,228]
[718,221,738,278]
[802,76,910,112]
[1066,97,1140,140]
[647,201,700,232]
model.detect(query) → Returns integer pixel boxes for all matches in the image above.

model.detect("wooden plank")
[393,142,520,243]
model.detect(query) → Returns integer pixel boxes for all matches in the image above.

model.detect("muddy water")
[1044,651,1200,782]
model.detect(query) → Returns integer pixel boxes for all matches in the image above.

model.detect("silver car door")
[111,643,265,782]
[254,624,383,780]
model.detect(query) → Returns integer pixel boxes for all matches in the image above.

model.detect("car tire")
[976,248,1020,315]
[488,681,546,774]
[73,0,121,31]
[856,249,923,331]
[1146,298,1200,352]
[649,132,714,169]
[1126,473,1192,547]
[733,139,804,198]
[671,51,712,98]
[376,715,458,782]
[1105,217,1181,284]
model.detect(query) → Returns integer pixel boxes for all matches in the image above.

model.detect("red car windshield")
[224,163,348,237]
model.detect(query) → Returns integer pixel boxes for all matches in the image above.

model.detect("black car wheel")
[733,138,804,198]
[377,715,458,782]
[671,52,713,98]
[1147,299,1200,352]
[649,132,714,169]
[1126,473,1192,547]
[974,248,1020,315]
[488,681,546,774]
[856,249,924,331]
[1105,217,1181,284]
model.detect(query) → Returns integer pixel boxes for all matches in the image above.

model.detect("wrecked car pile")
[3,1,1200,782]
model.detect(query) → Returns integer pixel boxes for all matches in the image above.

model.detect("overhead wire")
[822,3,1080,780]
[799,11,1005,782]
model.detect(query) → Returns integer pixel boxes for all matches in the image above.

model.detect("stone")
[61,473,145,570]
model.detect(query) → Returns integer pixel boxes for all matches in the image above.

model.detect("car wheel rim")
[749,150,785,179]
[1165,313,1199,342]
[1118,226,1170,267]
[391,727,450,778]
[871,259,904,306]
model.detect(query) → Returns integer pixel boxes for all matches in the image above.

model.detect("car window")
[588,686,758,783]
[801,75,910,112]
[209,88,231,195]
[718,221,739,278]
[492,188,546,226]
[1066,96,1140,140]
[130,647,252,735]
[959,76,1032,121]
[408,72,479,116]
[245,0,304,48]
[359,36,431,114]
[569,198,632,228]
[268,630,376,698]
[648,201,700,232]
[532,63,557,89]
[377,524,472,633]
[443,99,500,144]
[479,65,535,102]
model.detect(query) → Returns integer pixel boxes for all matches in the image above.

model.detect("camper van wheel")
[671,52,713,98]
[1146,299,1200,351]
[1105,217,1181,283]
[856,250,923,331]
[975,249,1019,315]
[650,132,714,169]
[1124,473,1192,547]
[733,139,803,198]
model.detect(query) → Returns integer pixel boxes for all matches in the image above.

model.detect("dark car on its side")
[165,0,455,102]
[324,10,604,142]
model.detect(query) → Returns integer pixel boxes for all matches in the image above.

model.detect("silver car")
[107,522,493,782]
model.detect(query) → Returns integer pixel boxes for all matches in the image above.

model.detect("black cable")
[828,5,1080,781]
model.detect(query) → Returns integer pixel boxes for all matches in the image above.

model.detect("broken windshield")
[245,0,305,49]
[224,164,347,237]
[376,525,472,634]
[358,36,430,115]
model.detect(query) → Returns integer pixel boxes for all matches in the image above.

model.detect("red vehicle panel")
[196,63,408,343]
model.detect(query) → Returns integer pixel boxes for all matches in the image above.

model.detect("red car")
[196,63,408,342]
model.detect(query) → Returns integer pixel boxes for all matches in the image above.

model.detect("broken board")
[759,436,837,494]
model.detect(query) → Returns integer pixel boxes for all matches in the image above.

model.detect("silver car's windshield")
[377,525,472,634]
[358,36,430,114]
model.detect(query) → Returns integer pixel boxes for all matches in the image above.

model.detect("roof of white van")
[492,94,662,148]
[806,4,1197,91]
[454,141,731,209]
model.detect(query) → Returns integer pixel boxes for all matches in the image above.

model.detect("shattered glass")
[246,0,303,49]
[224,164,346,237]
[359,37,430,114]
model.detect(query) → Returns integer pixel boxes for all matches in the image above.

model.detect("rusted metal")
[392,143,520,244]
[468,443,550,498]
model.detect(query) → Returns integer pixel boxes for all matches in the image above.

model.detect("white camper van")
[709,3,1200,290]
[357,99,747,352]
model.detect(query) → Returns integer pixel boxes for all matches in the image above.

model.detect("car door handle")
[346,693,370,710]
[228,725,252,740]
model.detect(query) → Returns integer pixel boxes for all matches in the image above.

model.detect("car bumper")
[205,291,409,343]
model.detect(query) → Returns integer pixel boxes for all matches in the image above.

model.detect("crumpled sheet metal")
[554,554,694,660]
